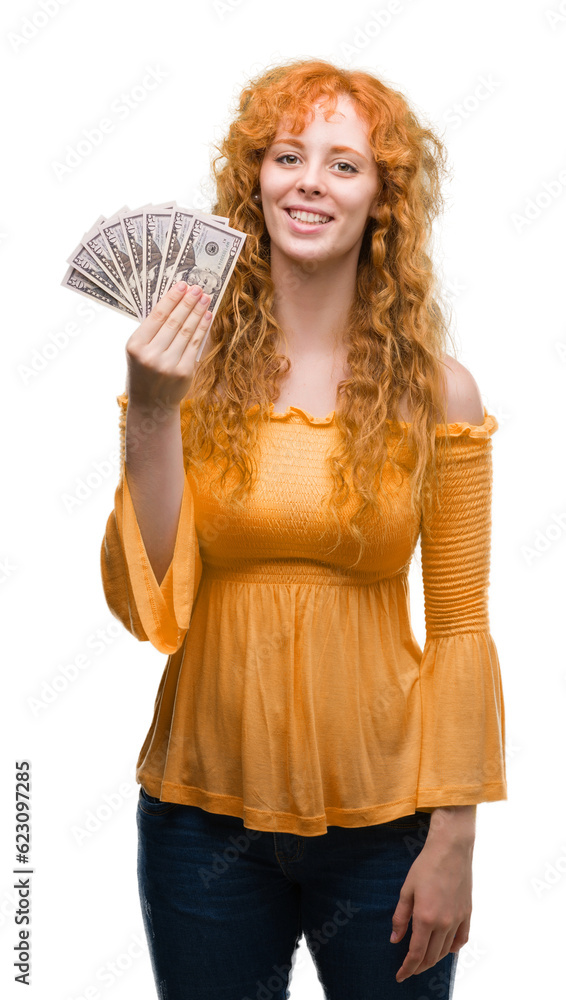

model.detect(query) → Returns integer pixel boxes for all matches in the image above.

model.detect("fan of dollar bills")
[61,200,247,363]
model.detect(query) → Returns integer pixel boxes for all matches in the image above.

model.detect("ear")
[367,176,384,220]
[367,194,381,222]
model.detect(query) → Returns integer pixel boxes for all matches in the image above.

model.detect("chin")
[283,249,329,268]
[274,235,333,258]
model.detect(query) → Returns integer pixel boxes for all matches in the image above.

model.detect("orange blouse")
[100,393,507,836]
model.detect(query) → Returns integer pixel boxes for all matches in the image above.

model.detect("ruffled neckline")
[118,394,498,438]
[248,401,498,438]
[247,401,334,424]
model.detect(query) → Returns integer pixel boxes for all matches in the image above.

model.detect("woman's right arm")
[100,280,213,655]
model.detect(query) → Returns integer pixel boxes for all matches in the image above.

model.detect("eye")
[274,154,358,174]
[334,161,358,174]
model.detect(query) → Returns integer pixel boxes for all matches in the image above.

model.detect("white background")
[2,0,565,996]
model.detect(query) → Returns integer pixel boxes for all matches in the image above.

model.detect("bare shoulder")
[440,353,485,424]
[395,353,485,424]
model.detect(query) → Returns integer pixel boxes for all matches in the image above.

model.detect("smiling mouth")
[285,208,333,225]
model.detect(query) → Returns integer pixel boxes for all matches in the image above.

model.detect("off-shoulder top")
[100,394,507,836]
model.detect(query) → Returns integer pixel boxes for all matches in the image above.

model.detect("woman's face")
[258,94,381,268]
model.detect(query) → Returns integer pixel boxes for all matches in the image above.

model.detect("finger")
[163,293,212,367]
[188,303,214,362]
[397,925,451,982]
[416,926,451,975]
[390,922,408,944]
[148,284,207,354]
[440,928,459,960]
[390,896,412,943]
[449,916,470,952]
[395,924,431,982]
[138,280,191,342]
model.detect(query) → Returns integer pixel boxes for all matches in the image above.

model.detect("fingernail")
[176,281,187,292]
[190,285,201,296]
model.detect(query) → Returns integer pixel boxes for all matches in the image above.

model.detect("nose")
[295,162,327,198]
[296,180,324,197]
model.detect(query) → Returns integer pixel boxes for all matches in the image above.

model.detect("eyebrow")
[270,137,370,164]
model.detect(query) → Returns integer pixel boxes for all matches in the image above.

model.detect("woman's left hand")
[390,829,473,983]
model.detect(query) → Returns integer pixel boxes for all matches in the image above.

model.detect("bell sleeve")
[416,405,507,808]
[100,392,203,655]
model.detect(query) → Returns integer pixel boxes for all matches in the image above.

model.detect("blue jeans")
[137,786,459,999]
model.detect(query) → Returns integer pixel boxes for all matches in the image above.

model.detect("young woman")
[101,58,507,1000]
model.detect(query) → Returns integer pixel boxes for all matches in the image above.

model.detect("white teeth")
[288,209,331,224]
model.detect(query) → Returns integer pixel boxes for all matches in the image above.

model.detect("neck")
[269,242,360,360]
